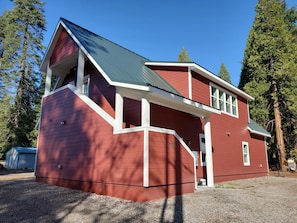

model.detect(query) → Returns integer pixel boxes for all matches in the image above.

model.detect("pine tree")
[218,63,232,84]
[0,0,46,153]
[178,47,192,62]
[239,0,297,171]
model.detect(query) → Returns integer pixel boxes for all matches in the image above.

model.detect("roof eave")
[248,127,271,138]
[145,61,254,101]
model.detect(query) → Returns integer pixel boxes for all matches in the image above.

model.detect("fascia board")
[248,127,271,138]
[112,81,150,92]
[145,61,254,101]
[145,61,192,67]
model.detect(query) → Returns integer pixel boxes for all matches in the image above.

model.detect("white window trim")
[209,83,239,118]
[242,141,250,166]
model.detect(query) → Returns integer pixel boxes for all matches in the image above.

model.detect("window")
[211,87,218,109]
[82,75,90,96]
[242,142,250,166]
[210,85,238,117]
[199,134,206,166]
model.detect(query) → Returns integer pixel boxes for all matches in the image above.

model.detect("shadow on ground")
[0,179,148,222]
[0,168,34,176]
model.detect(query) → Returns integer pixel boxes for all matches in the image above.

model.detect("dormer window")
[210,84,238,117]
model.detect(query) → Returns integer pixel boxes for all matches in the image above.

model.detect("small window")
[219,90,224,111]
[211,87,218,109]
[225,94,231,113]
[199,134,206,166]
[242,142,250,166]
[232,97,237,116]
[82,76,90,96]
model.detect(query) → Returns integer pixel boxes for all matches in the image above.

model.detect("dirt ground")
[1,166,297,222]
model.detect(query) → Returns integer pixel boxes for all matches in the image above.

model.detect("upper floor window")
[210,84,238,117]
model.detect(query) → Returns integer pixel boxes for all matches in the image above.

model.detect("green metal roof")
[248,119,271,137]
[60,18,180,95]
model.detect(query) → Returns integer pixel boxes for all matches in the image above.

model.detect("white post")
[142,93,150,187]
[188,67,192,99]
[76,49,85,94]
[115,88,123,131]
[141,94,150,127]
[44,63,52,95]
[204,116,214,187]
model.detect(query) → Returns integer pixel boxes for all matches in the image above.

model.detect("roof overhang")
[41,19,155,93]
[145,61,254,101]
[248,127,271,138]
[148,86,221,117]
[247,119,271,138]
[117,85,220,118]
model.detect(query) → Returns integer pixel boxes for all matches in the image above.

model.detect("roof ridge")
[60,17,150,62]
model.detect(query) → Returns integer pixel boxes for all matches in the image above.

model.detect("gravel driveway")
[0,172,297,223]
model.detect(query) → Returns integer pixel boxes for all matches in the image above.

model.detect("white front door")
[199,133,206,166]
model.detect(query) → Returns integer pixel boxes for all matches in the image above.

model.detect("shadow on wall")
[35,87,190,221]
[36,88,144,200]
[158,134,184,222]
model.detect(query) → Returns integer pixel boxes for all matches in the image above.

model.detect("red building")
[36,18,270,202]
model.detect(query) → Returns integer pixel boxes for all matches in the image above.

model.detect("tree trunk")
[272,80,286,171]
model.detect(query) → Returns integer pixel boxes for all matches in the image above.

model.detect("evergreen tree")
[239,0,297,171]
[0,0,46,154]
[178,47,192,62]
[218,62,232,84]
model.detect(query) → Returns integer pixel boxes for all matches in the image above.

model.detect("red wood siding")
[151,103,205,181]
[50,29,79,66]
[191,71,210,105]
[149,66,189,98]
[149,131,195,196]
[209,103,268,182]
[87,64,116,118]
[60,63,116,118]
[36,88,144,200]
[151,103,203,150]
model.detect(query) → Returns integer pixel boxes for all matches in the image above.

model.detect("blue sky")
[1,0,296,86]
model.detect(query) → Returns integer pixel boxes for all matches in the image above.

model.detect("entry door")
[199,133,206,166]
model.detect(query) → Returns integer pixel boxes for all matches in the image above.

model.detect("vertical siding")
[150,66,189,98]
[50,29,79,66]
[36,88,144,189]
